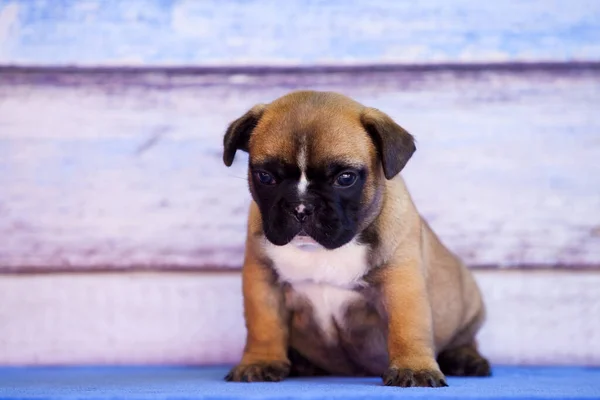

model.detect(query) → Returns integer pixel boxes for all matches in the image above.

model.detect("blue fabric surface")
[1,366,599,400]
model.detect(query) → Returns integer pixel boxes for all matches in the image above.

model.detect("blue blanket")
[1,366,599,400]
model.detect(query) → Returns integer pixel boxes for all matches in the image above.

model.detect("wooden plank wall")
[0,1,599,271]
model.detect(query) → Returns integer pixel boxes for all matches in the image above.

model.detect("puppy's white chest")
[264,239,370,337]
[264,238,369,286]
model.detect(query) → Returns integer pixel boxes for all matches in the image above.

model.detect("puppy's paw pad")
[225,361,290,383]
[382,367,447,388]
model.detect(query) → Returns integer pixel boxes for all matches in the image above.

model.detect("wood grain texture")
[0,270,598,365]
[0,68,599,271]
[0,0,599,66]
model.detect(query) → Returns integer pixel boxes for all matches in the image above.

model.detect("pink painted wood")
[1,68,599,271]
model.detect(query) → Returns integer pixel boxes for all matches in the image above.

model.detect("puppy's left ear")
[361,107,416,180]
[223,104,266,166]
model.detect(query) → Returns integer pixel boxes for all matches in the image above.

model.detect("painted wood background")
[1,67,599,271]
[2,271,599,365]
[0,0,599,66]
[0,1,598,271]
[1,0,599,368]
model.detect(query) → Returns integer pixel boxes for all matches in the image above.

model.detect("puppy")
[223,91,490,387]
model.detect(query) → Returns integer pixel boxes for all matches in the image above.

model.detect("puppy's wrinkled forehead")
[249,92,376,168]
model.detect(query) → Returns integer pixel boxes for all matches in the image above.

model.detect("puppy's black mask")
[250,158,367,249]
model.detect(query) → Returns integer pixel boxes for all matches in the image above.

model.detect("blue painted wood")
[1,0,599,66]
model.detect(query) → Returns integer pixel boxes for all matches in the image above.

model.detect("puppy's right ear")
[223,104,266,166]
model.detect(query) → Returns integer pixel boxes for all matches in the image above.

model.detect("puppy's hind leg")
[287,348,330,377]
[437,342,491,377]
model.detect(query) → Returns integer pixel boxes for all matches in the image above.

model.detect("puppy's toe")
[382,367,448,388]
[225,361,290,383]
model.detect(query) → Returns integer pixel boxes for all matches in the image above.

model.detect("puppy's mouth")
[296,229,310,237]
[290,230,323,251]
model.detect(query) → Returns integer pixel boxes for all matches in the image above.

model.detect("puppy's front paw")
[382,367,448,388]
[225,361,290,382]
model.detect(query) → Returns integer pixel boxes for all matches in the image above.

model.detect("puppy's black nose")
[292,203,314,223]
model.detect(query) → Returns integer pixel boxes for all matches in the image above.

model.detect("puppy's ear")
[223,104,266,166]
[361,107,416,179]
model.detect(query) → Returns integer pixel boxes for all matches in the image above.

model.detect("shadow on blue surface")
[1,366,600,400]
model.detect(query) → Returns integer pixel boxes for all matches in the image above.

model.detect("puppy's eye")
[334,172,357,187]
[255,171,276,185]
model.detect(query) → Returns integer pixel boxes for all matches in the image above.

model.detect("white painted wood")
[476,270,600,366]
[0,272,246,366]
[1,1,599,66]
[0,69,599,270]
[0,270,598,366]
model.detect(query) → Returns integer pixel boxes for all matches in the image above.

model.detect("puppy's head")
[223,91,415,250]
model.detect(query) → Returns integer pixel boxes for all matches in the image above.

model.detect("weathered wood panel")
[0,68,599,271]
[1,0,599,66]
[1,270,599,365]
